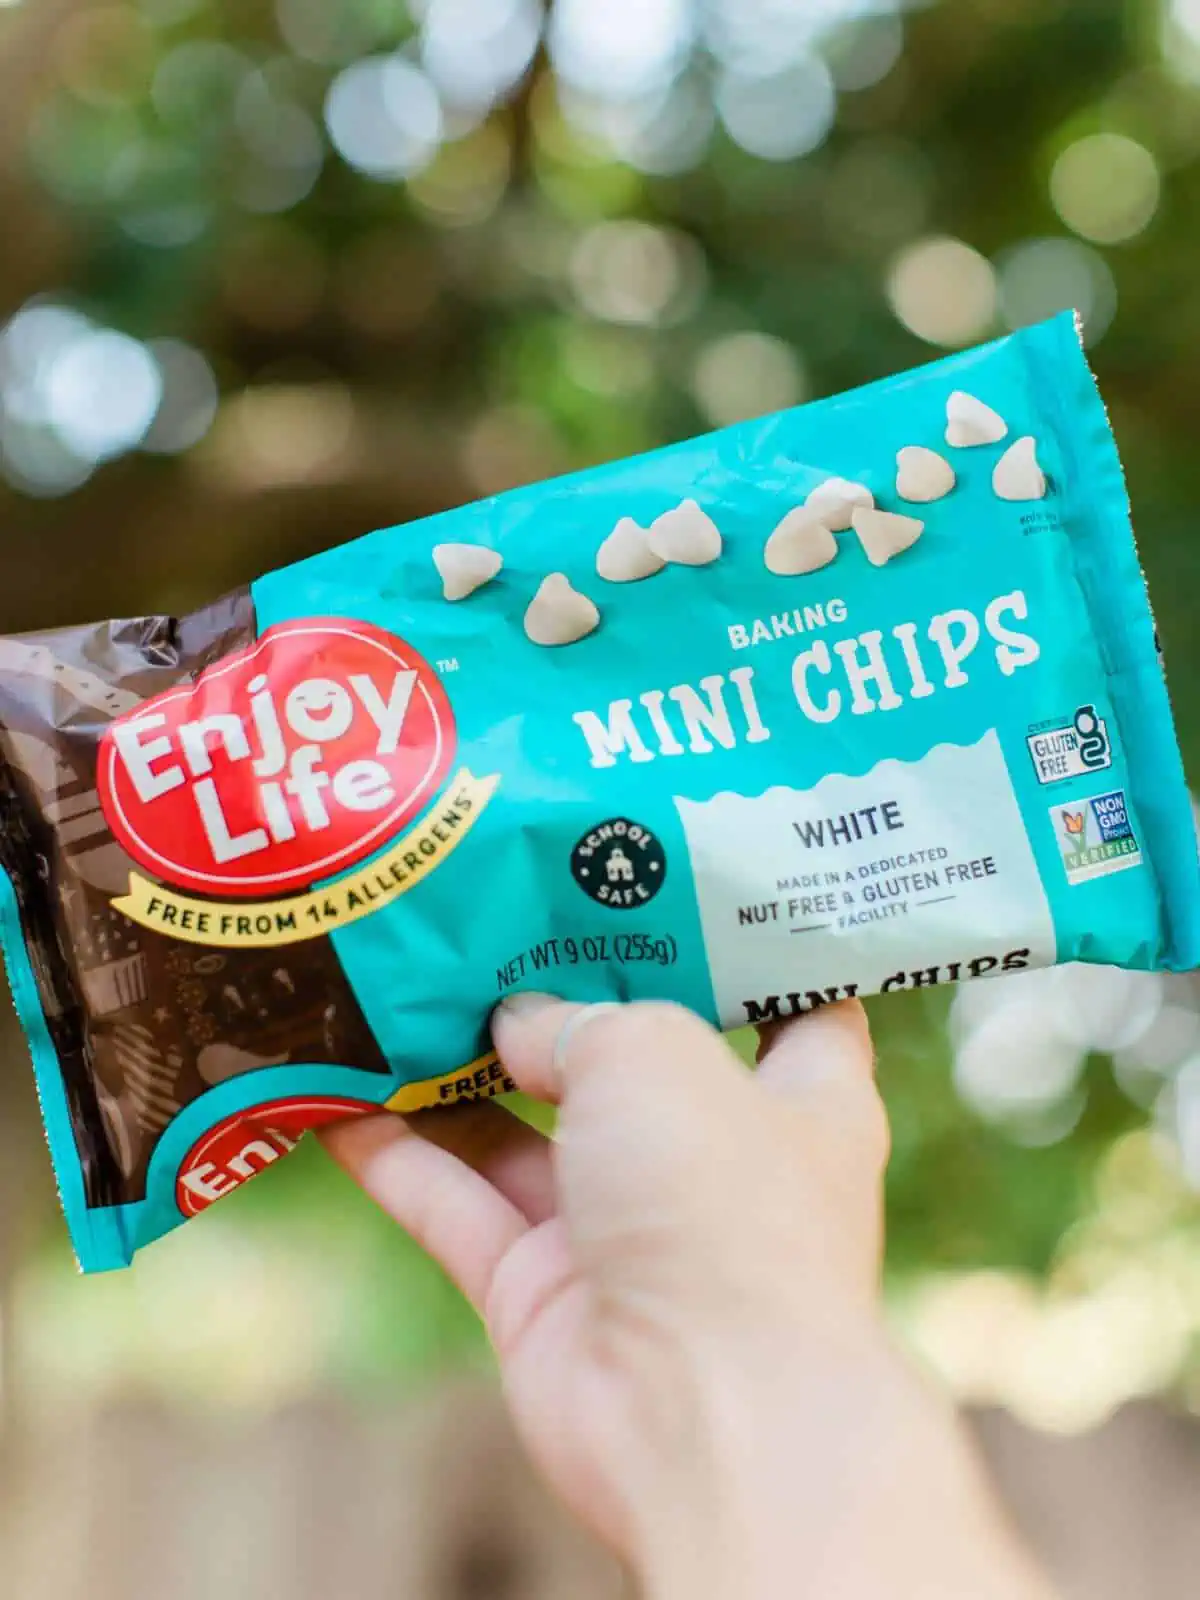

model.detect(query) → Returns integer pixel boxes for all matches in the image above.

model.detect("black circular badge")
[570,817,667,910]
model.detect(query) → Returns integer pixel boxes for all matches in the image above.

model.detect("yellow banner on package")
[386,1051,515,1114]
[112,769,499,948]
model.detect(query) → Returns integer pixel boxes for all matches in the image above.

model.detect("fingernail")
[496,990,558,1017]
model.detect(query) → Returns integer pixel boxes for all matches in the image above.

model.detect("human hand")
[321,999,1056,1600]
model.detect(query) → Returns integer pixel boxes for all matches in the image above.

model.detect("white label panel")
[675,731,1056,1025]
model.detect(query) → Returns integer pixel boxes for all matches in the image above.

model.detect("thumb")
[491,996,802,1301]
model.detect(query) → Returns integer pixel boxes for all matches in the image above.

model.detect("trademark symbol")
[438,658,460,673]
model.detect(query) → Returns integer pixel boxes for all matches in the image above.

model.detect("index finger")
[755,998,876,1087]
[755,1000,889,1175]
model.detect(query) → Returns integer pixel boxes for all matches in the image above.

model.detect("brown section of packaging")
[0,590,387,1210]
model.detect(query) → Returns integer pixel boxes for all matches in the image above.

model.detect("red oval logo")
[176,1094,376,1217]
[100,619,455,897]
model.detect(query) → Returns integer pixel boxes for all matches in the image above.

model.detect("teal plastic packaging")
[2,311,1197,1271]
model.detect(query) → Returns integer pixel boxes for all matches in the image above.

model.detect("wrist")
[618,1317,891,1597]
[619,1322,1053,1600]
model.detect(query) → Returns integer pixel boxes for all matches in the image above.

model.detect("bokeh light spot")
[1163,0,1200,80]
[141,340,219,455]
[1049,133,1160,245]
[716,56,837,162]
[549,0,694,101]
[27,99,140,207]
[151,41,251,136]
[561,325,655,398]
[0,304,93,425]
[108,141,212,248]
[420,0,541,111]
[886,235,997,347]
[957,1013,1084,1121]
[408,122,512,227]
[824,11,905,92]
[0,303,163,487]
[691,332,806,427]
[324,57,443,182]
[560,79,715,177]
[274,0,401,68]
[702,0,869,76]
[1,424,93,498]
[198,384,358,491]
[461,404,567,495]
[569,221,704,326]
[1166,1057,1200,1188]
[44,330,162,461]
[234,71,325,213]
[996,237,1117,346]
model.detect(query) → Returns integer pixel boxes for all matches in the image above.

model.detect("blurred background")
[3,0,1200,1594]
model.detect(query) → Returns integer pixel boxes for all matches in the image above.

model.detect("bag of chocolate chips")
[3,310,1198,1271]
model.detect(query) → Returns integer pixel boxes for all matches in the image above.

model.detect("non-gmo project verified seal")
[1051,789,1142,884]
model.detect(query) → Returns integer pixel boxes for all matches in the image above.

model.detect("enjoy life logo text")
[99,618,456,897]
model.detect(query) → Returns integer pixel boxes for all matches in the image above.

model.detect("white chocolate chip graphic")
[524,573,601,647]
[764,510,838,577]
[197,1042,290,1087]
[896,445,955,503]
[852,506,925,567]
[992,435,1046,501]
[433,543,503,601]
[646,499,723,566]
[802,477,874,532]
[945,390,1008,447]
[596,517,666,583]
